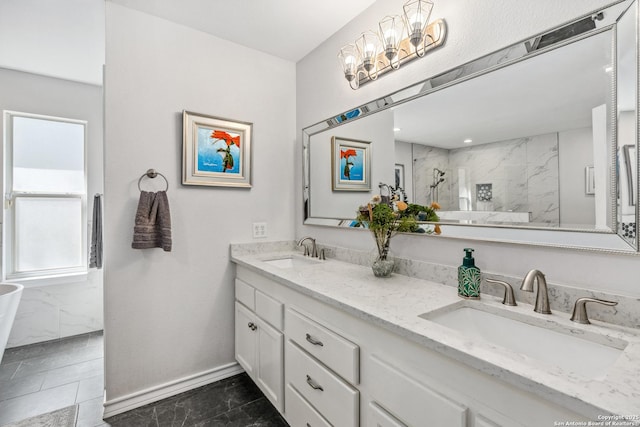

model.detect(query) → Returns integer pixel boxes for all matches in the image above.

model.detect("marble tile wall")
[412,145,452,209]
[411,133,560,225]
[7,271,103,348]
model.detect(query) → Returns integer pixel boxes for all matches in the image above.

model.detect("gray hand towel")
[89,194,103,268]
[132,190,172,252]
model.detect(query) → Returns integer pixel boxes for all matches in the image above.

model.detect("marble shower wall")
[412,144,452,209]
[411,133,560,225]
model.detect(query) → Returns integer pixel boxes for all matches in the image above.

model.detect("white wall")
[0,0,104,85]
[559,127,596,226]
[104,3,296,405]
[0,68,104,346]
[297,0,640,297]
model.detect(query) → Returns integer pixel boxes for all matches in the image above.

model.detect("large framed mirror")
[303,0,638,253]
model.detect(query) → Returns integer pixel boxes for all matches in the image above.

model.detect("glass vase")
[371,252,395,277]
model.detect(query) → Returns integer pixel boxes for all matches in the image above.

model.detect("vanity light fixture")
[337,0,447,90]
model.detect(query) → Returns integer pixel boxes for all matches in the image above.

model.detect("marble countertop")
[230,247,640,419]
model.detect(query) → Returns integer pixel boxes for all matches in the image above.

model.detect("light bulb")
[383,29,397,48]
[364,43,376,58]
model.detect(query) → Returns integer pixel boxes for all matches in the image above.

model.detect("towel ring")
[138,169,169,192]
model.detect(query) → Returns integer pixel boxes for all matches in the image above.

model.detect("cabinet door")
[255,317,284,412]
[235,302,257,377]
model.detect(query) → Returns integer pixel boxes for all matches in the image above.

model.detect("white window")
[3,111,87,280]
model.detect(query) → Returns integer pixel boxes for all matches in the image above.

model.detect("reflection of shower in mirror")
[429,168,446,203]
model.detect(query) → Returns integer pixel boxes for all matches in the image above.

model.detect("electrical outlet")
[252,222,267,238]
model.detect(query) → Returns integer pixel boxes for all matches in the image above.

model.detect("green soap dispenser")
[458,248,481,299]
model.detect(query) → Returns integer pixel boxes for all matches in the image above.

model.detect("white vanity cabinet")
[234,278,284,412]
[285,308,360,427]
[234,264,588,427]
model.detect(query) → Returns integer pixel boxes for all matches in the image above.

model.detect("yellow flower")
[396,201,408,211]
[371,195,382,203]
[430,201,441,210]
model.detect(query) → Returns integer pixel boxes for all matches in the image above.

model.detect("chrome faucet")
[570,297,618,324]
[520,269,551,314]
[297,236,318,258]
[485,278,517,306]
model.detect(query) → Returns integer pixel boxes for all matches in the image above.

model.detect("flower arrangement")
[357,194,441,276]
[357,195,415,263]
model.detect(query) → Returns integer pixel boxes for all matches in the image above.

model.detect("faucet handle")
[570,297,618,324]
[485,278,517,306]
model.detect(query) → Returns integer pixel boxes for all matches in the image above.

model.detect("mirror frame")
[302,0,639,254]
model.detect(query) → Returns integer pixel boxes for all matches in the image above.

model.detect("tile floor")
[0,331,288,427]
[0,331,104,426]
[104,374,288,427]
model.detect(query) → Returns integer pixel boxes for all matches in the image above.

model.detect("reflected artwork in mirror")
[303,0,638,253]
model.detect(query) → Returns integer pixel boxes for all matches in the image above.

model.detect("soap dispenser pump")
[458,248,481,299]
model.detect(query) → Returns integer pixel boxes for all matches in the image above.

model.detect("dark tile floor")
[0,332,288,427]
[0,331,104,426]
[104,374,288,427]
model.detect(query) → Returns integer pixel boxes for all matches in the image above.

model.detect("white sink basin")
[262,255,321,269]
[420,304,626,380]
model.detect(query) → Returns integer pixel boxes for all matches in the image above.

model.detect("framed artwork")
[331,136,371,191]
[182,111,252,187]
[394,164,405,189]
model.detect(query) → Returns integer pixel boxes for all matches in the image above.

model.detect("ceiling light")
[337,0,447,90]
[463,139,472,144]
[394,127,401,132]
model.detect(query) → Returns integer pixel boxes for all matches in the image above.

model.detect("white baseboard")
[102,362,244,419]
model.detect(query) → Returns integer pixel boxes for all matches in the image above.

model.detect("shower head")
[434,168,446,177]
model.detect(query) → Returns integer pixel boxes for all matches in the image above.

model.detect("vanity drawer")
[368,402,407,427]
[235,279,255,310]
[285,383,332,427]
[255,289,283,330]
[368,354,467,427]
[286,308,359,384]
[286,340,359,427]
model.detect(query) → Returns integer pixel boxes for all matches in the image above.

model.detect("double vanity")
[231,242,640,427]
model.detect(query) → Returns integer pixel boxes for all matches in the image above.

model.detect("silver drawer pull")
[305,333,324,347]
[247,322,257,331]
[306,374,324,391]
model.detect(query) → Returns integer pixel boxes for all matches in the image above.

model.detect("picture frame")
[182,110,252,187]
[394,163,405,190]
[331,136,371,191]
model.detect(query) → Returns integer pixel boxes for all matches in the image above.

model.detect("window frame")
[3,110,88,281]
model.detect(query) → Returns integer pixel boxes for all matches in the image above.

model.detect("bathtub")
[0,283,23,364]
